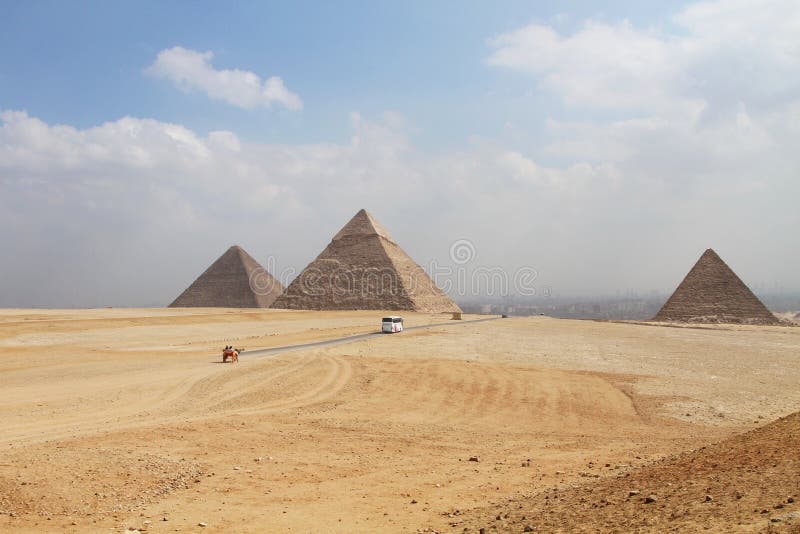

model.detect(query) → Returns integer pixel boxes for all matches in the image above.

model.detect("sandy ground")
[0,309,798,533]
[460,410,800,533]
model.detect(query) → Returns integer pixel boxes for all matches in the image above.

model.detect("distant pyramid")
[271,209,461,313]
[653,248,778,324]
[169,245,284,308]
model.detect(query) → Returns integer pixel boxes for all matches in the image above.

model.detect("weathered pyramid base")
[653,314,779,325]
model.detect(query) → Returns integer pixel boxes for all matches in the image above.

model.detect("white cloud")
[487,0,800,118]
[488,0,800,186]
[482,0,800,292]
[0,109,641,306]
[0,106,798,306]
[489,20,687,113]
[486,1,800,187]
[146,46,302,110]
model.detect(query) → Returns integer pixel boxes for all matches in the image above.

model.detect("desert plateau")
[1,309,798,533]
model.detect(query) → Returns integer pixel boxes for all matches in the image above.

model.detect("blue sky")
[1,0,798,306]
[2,1,686,147]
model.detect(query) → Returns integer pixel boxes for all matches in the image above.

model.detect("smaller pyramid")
[169,245,284,308]
[653,249,779,324]
[271,209,461,313]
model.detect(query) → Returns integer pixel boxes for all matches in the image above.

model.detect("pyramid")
[271,209,461,313]
[653,248,779,324]
[169,245,284,308]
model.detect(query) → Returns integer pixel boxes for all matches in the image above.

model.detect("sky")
[1,0,798,307]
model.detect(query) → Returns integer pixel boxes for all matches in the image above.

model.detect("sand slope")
[462,411,800,533]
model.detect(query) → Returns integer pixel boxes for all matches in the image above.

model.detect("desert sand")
[1,309,798,533]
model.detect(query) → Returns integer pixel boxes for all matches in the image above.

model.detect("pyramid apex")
[332,209,394,242]
[222,245,248,260]
[698,248,725,263]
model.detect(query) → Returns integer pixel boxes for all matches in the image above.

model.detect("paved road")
[238,316,503,360]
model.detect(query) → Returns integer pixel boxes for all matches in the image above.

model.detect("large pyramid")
[169,245,284,308]
[271,209,461,313]
[653,248,778,324]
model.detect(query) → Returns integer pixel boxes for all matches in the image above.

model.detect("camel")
[222,346,244,363]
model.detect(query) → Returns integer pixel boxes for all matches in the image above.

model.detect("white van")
[382,316,404,333]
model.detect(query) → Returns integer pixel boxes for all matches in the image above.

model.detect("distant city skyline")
[1,0,798,307]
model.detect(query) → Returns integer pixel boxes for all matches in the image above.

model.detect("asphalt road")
[236,316,503,360]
